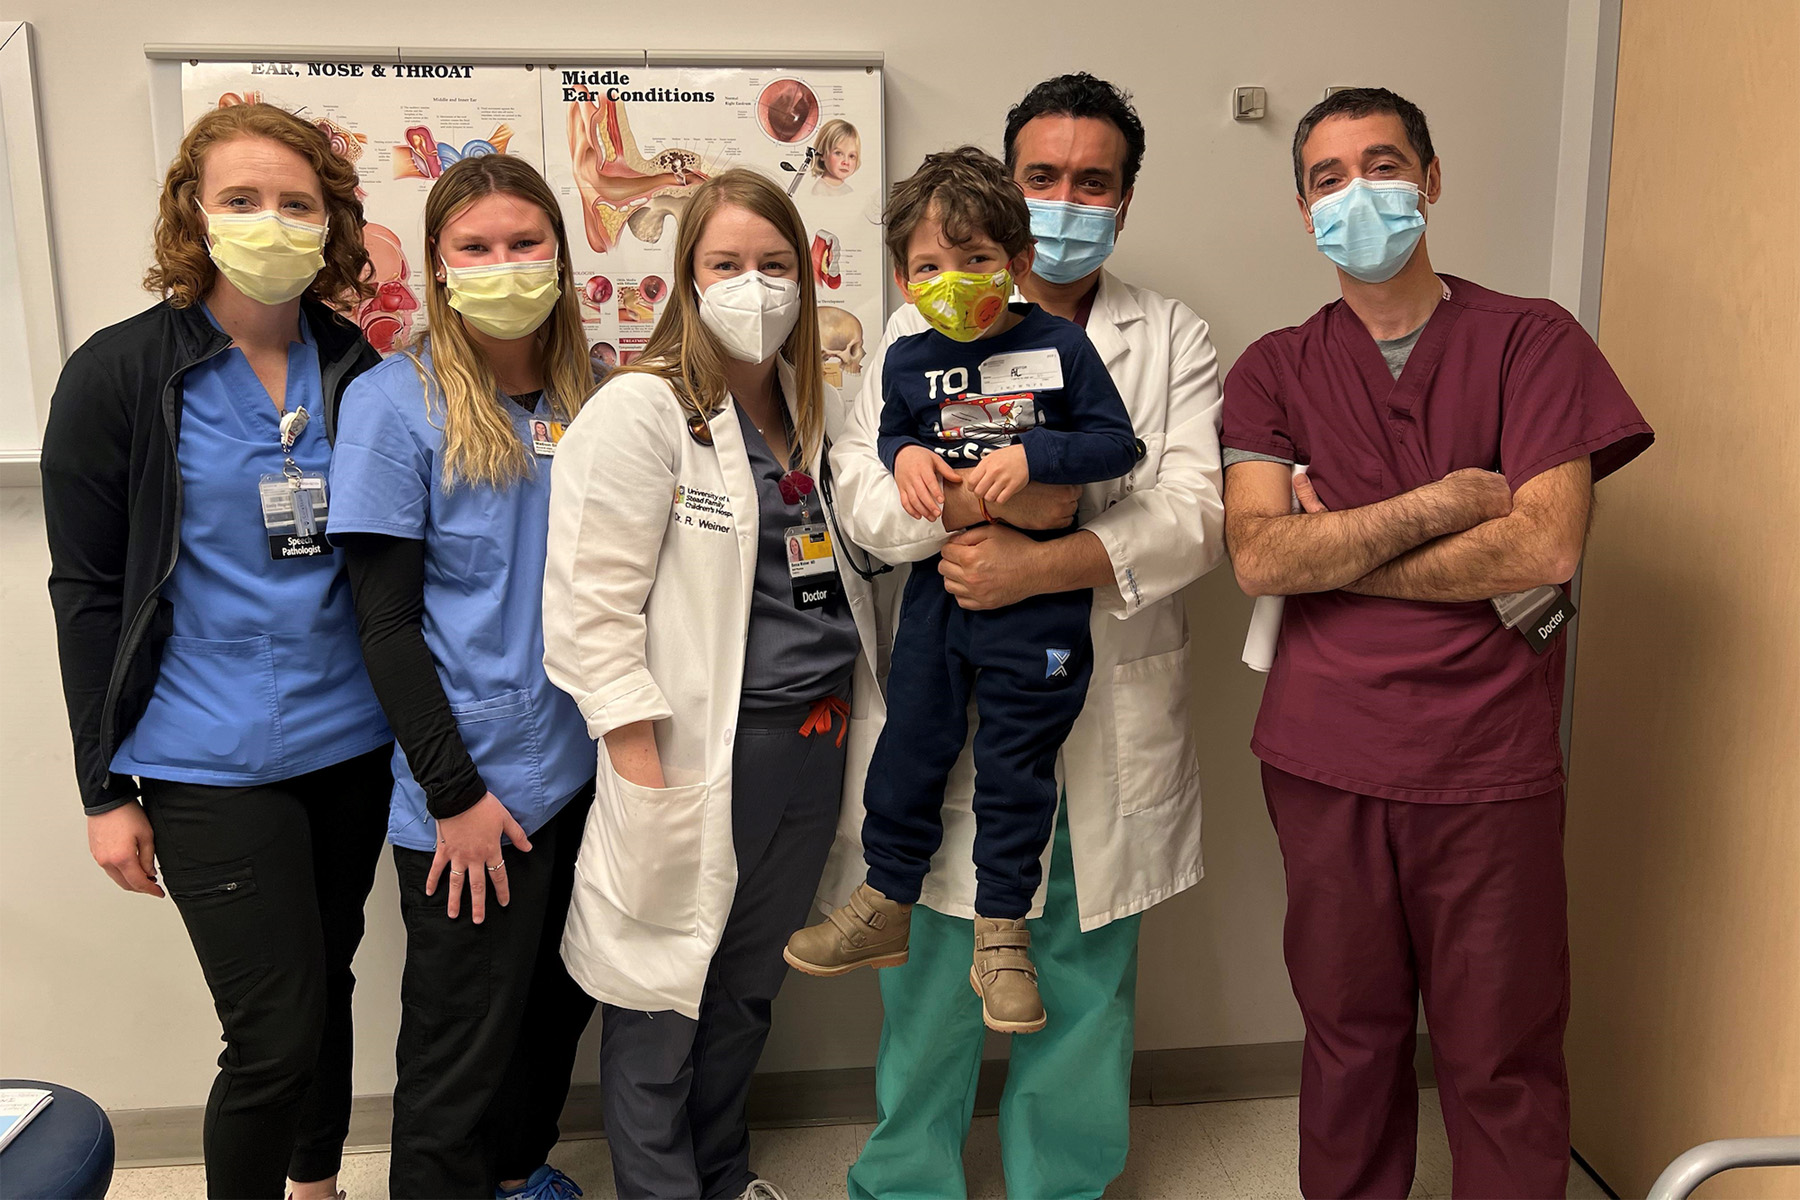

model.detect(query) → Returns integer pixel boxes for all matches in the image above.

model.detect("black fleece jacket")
[40,298,379,814]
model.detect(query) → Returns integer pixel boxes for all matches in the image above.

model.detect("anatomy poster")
[178,58,884,385]
[181,60,545,353]
[542,67,883,385]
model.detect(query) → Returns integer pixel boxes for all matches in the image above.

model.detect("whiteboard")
[0,21,63,471]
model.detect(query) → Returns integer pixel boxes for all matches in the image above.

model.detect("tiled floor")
[105,1090,1611,1198]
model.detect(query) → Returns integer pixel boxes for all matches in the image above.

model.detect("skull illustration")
[817,306,865,388]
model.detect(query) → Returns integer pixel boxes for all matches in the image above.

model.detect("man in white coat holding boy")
[826,73,1227,1200]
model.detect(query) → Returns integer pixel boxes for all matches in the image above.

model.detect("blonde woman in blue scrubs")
[328,156,594,1200]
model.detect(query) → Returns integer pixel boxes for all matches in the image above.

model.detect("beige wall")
[1564,0,1800,1196]
[0,0,1579,1113]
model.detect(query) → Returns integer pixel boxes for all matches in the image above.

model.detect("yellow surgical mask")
[908,269,1012,342]
[199,203,328,306]
[441,258,562,340]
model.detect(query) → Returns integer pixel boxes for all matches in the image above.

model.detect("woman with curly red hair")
[41,102,391,1199]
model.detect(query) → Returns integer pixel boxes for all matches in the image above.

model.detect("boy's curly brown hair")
[883,145,1032,272]
[145,102,374,309]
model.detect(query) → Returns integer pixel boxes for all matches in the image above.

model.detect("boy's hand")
[895,445,959,520]
[964,444,1031,506]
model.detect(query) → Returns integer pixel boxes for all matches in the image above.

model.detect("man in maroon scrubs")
[1221,88,1653,1200]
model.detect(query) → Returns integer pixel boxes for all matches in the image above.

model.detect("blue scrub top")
[328,345,594,851]
[112,309,391,785]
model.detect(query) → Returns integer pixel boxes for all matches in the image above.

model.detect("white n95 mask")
[442,258,563,340]
[697,272,802,364]
[200,204,328,306]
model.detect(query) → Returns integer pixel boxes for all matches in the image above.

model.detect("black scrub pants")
[862,563,1093,919]
[599,702,848,1200]
[140,743,394,1200]
[388,781,598,1198]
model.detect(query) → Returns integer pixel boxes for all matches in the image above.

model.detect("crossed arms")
[1223,457,1593,602]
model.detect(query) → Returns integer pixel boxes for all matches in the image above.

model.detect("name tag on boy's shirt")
[785,522,842,609]
[979,348,1063,394]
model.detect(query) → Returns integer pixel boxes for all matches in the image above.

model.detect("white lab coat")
[544,358,886,1018]
[820,271,1226,931]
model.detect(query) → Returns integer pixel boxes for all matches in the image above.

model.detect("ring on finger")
[449,868,466,877]
[485,862,506,873]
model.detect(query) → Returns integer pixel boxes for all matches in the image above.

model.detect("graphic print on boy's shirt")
[876,304,1139,487]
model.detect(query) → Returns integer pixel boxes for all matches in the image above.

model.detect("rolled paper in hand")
[1241,464,1309,673]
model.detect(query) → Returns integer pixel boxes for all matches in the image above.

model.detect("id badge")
[785,522,842,609]
[1492,584,1575,654]
[530,419,565,457]
[259,473,332,560]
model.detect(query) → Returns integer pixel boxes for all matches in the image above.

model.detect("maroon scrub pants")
[1262,764,1571,1200]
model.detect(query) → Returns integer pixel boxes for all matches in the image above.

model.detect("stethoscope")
[818,436,894,583]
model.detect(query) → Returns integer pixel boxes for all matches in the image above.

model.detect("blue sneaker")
[496,1165,583,1200]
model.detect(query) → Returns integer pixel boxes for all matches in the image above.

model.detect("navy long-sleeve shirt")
[877,303,1139,487]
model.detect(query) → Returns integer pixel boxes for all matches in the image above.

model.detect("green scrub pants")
[847,807,1142,1200]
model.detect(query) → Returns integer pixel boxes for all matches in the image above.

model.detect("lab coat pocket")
[129,635,279,773]
[1111,639,1199,816]
[589,759,708,935]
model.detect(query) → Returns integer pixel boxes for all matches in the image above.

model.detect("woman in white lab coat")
[542,168,885,1200]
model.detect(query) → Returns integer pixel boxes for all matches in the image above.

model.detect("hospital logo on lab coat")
[1046,648,1072,679]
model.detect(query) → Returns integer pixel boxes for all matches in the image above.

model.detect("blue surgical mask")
[1309,179,1426,283]
[1026,198,1119,285]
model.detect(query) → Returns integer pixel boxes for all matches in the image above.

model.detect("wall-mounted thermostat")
[1233,86,1267,121]
[1324,86,1359,98]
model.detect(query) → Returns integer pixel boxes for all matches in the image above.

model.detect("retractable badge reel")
[258,407,331,559]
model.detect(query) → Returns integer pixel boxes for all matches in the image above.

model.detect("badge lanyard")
[257,406,331,560]
[773,401,845,611]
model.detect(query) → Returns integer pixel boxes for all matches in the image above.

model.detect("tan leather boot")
[783,882,912,976]
[969,917,1047,1033]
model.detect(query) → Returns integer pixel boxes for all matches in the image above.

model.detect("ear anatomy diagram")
[812,229,843,290]
[314,118,367,164]
[618,285,655,324]
[756,78,820,144]
[568,96,710,254]
[817,306,865,387]
[395,125,515,179]
[351,222,419,354]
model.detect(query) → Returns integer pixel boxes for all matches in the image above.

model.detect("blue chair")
[0,1080,114,1200]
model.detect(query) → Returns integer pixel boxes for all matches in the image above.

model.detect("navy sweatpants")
[862,558,1092,918]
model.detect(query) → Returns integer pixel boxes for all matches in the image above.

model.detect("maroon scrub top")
[1222,275,1653,803]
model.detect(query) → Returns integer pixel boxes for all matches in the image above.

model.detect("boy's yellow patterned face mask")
[907,269,1011,342]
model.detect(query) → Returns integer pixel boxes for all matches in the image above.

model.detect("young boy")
[784,147,1138,1033]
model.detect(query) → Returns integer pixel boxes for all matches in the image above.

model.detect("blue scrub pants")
[862,562,1093,919]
